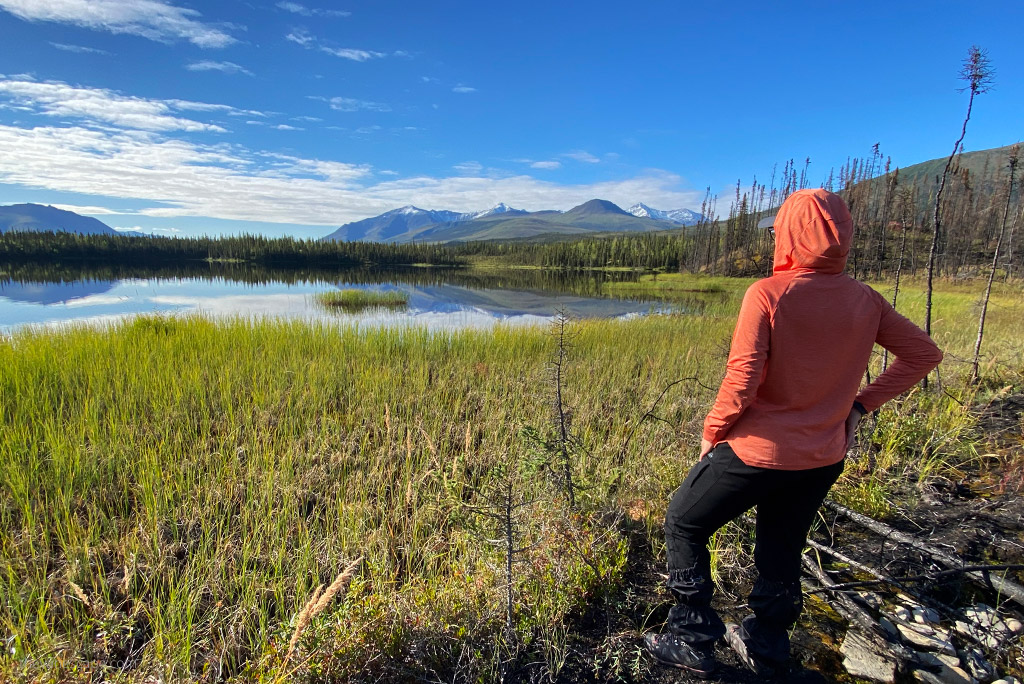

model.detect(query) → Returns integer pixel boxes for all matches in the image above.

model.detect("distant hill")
[0,204,119,236]
[324,199,704,243]
[865,143,1021,209]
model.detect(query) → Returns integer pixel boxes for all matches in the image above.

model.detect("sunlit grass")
[1,274,1021,681]
[314,288,409,311]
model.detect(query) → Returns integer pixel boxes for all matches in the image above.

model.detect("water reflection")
[0,264,671,333]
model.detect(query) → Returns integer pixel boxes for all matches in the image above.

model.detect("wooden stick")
[824,500,1024,607]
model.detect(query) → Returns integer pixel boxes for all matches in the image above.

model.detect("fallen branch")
[824,500,1024,607]
[801,553,920,666]
[806,563,1024,594]
[806,540,1007,654]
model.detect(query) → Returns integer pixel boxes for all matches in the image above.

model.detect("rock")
[1006,618,1023,634]
[880,616,901,640]
[841,629,899,683]
[964,604,998,627]
[959,647,996,683]
[897,622,956,655]
[896,605,913,621]
[914,652,978,684]
[914,607,942,624]
[936,653,962,669]
[857,590,884,610]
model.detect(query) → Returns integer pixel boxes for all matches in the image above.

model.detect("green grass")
[314,288,409,311]
[1,274,1022,681]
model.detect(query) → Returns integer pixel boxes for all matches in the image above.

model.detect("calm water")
[0,266,671,334]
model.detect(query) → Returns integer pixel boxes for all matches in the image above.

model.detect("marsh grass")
[314,288,409,312]
[1,273,1021,681]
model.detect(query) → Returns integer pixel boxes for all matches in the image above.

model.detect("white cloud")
[51,203,128,215]
[321,47,386,62]
[186,60,253,77]
[276,2,350,18]
[320,96,390,113]
[0,0,236,48]
[275,124,302,131]
[114,225,181,235]
[0,121,703,227]
[452,85,476,93]
[285,27,395,62]
[50,42,110,55]
[284,27,315,47]
[0,78,227,132]
[564,150,600,163]
[530,161,561,170]
[453,161,483,175]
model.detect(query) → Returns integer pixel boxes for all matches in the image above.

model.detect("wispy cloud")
[530,161,561,170]
[453,161,483,174]
[284,27,315,47]
[50,42,110,55]
[114,225,181,235]
[286,26,398,61]
[186,60,253,76]
[0,78,228,132]
[564,150,600,163]
[321,47,387,62]
[312,96,391,113]
[275,124,302,131]
[0,0,236,48]
[276,2,350,18]
[0,121,703,226]
[51,203,128,215]
[452,85,476,93]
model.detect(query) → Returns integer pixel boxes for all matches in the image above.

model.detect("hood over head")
[772,188,853,275]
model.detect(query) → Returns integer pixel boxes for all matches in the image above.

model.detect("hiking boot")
[643,632,715,678]
[724,623,780,677]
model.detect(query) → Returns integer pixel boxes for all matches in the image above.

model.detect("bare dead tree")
[971,147,1018,383]
[924,46,994,379]
[549,308,577,507]
[883,185,914,372]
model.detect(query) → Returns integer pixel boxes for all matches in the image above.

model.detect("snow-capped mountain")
[322,203,525,242]
[322,199,696,243]
[466,202,527,220]
[627,203,704,226]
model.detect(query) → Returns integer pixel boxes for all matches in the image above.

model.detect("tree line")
[0,230,464,269]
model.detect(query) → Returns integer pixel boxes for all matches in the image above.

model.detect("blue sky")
[0,0,1022,238]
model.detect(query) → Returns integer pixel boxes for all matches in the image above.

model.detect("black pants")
[663,443,844,664]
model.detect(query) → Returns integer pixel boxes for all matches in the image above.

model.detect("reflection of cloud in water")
[2,275,674,334]
[63,295,132,308]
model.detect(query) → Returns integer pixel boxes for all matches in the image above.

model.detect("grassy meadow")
[1,273,1022,682]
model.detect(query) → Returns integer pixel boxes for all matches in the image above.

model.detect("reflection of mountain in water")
[0,279,117,305]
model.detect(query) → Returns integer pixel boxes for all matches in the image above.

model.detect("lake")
[0,265,672,334]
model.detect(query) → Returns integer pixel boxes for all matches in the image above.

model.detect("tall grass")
[314,289,409,312]
[1,274,1021,681]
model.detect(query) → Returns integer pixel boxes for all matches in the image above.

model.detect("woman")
[644,188,943,678]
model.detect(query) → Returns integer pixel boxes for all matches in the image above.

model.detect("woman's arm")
[702,283,772,450]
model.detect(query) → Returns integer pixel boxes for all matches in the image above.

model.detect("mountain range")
[321,199,704,243]
[0,203,119,236]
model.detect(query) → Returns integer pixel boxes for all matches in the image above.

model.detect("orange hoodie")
[702,189,942,470]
